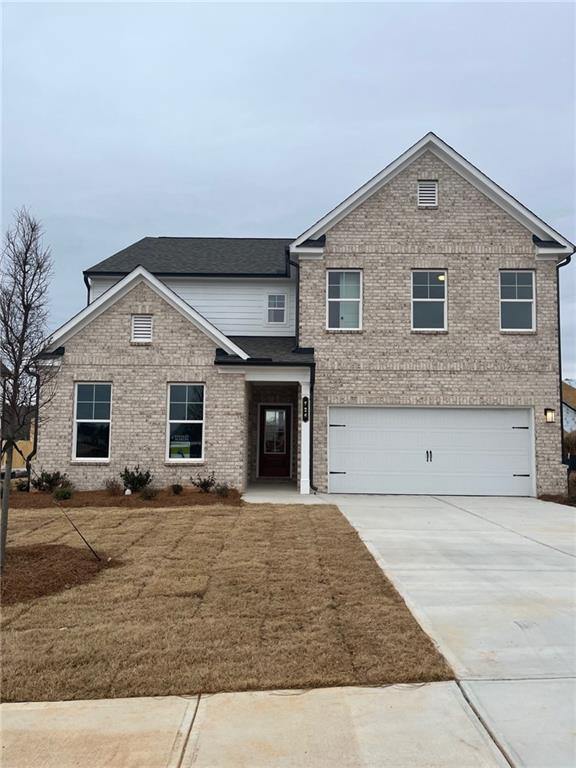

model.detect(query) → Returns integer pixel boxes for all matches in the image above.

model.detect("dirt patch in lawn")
[1,504,452,702]
[1,544,117,605]
[8,486,241,509]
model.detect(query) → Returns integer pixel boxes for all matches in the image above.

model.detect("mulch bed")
[539,494,576,508]
[7,486,241,509]
[1,504,452,702]
[1,544,118,605]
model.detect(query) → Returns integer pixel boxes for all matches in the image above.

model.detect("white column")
[300,381,311,494]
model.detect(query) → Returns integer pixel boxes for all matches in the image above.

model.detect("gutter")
[288,254,300,348]
[83,273,91,305]
[557,251,573,464]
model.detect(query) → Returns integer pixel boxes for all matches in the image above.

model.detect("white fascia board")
[218,366,311,383]
[45,266,249,360]
[290,132,574,252]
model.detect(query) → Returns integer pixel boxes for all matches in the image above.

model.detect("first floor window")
[327,270,362,329]
[412,270,447,330]
[74,383,112,459]
[167,384,205,460]
[500,271,534,331]
[267,294,286,323]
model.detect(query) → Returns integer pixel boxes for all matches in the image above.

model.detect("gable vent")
[417,180,438,208]
[131,314,153,342]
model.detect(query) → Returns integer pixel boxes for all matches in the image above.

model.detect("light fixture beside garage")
[544,408,556,423]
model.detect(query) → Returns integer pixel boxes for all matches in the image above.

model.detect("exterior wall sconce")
[544,408,556,423]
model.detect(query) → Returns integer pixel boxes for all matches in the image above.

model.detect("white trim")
[72,382,112,463]
[165,383,206,463]
[417,179,438,208]
[290,132,574,254]
[300,381,311,494]
[411,269,447,332]
[217,366,311,384]
[256,403,293,479]
[499,269,536,332]
[326,269,363,331]
[46,266,249,360]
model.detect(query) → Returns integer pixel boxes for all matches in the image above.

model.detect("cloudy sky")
[3,2,575,375]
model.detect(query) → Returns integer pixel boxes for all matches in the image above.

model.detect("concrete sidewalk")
[1,683,509,768]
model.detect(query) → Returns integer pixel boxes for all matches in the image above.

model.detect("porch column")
[300,381,310,494]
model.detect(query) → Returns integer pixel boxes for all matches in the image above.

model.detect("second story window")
[327,270,362,330]
[412,270,447,330]
[500,271,535,331]
[267,294,286,323]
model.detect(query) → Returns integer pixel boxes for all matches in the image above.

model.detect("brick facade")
[299,152,565,494]
[35,283,248,490]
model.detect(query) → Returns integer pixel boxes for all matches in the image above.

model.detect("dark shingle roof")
[216,337,314,365]
[85,237,293,276]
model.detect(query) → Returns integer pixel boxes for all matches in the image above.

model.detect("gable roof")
[85,237,293,277]
[562,381,576,412]
[290,132,575,256]
[46,266,249,359]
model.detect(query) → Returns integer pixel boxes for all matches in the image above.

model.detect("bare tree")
[1,209,54,568]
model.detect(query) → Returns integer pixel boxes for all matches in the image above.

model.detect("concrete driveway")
[333,494,576,768]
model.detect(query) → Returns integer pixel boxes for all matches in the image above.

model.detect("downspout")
[557,251,573,465]
[23,365,40,490]
[288,254,300,349]
[83,273,91,306]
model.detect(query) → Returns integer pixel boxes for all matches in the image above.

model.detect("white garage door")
[328,407,533,496]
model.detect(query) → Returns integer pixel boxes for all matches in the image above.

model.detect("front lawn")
[1,504,452,702]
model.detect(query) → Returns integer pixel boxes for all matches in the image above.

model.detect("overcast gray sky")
[3,2,575,376]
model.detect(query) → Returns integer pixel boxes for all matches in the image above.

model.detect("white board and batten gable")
[290,132,575,259]
[47,266,249,359]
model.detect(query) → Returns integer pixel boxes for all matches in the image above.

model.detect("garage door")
[328,407,533,496]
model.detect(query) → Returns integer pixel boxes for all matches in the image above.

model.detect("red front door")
[259,406,291,478]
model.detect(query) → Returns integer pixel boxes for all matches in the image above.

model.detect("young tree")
[0,209,54,568]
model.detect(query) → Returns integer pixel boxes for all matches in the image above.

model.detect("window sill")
[325,329,363,334]
[411,330,448,334]
[500,330,536,335]
[70,460,110,465]
[164,460,205,466]
[130,341,152,346]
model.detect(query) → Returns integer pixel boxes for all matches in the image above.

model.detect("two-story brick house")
[36,133,573,496]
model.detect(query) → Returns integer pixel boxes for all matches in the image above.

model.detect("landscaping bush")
[31,470,70,493]
[191,471,215,493]
[15,479,29,492]
[53,486,73,501]
[214,482,230,498]
[140,486,159,500]
[105,478,123,496]
[120,465,152,492]
[171,483,183,495]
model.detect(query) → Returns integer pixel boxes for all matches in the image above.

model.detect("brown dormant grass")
[1,504,452,702]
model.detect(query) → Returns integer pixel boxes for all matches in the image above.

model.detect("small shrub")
[120,465,152,492]
[191,471,215,493]
[15,479,29,492]
[140,485,159,500]
[171,483,183,495]
[214,482,230,498]
[31,470,69,493]
[105,478,123,496]
[53,486,73,501]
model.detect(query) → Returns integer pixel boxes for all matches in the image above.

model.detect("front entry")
[258,405,292,478]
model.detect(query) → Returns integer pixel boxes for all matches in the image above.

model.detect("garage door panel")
[328,407,533,496]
